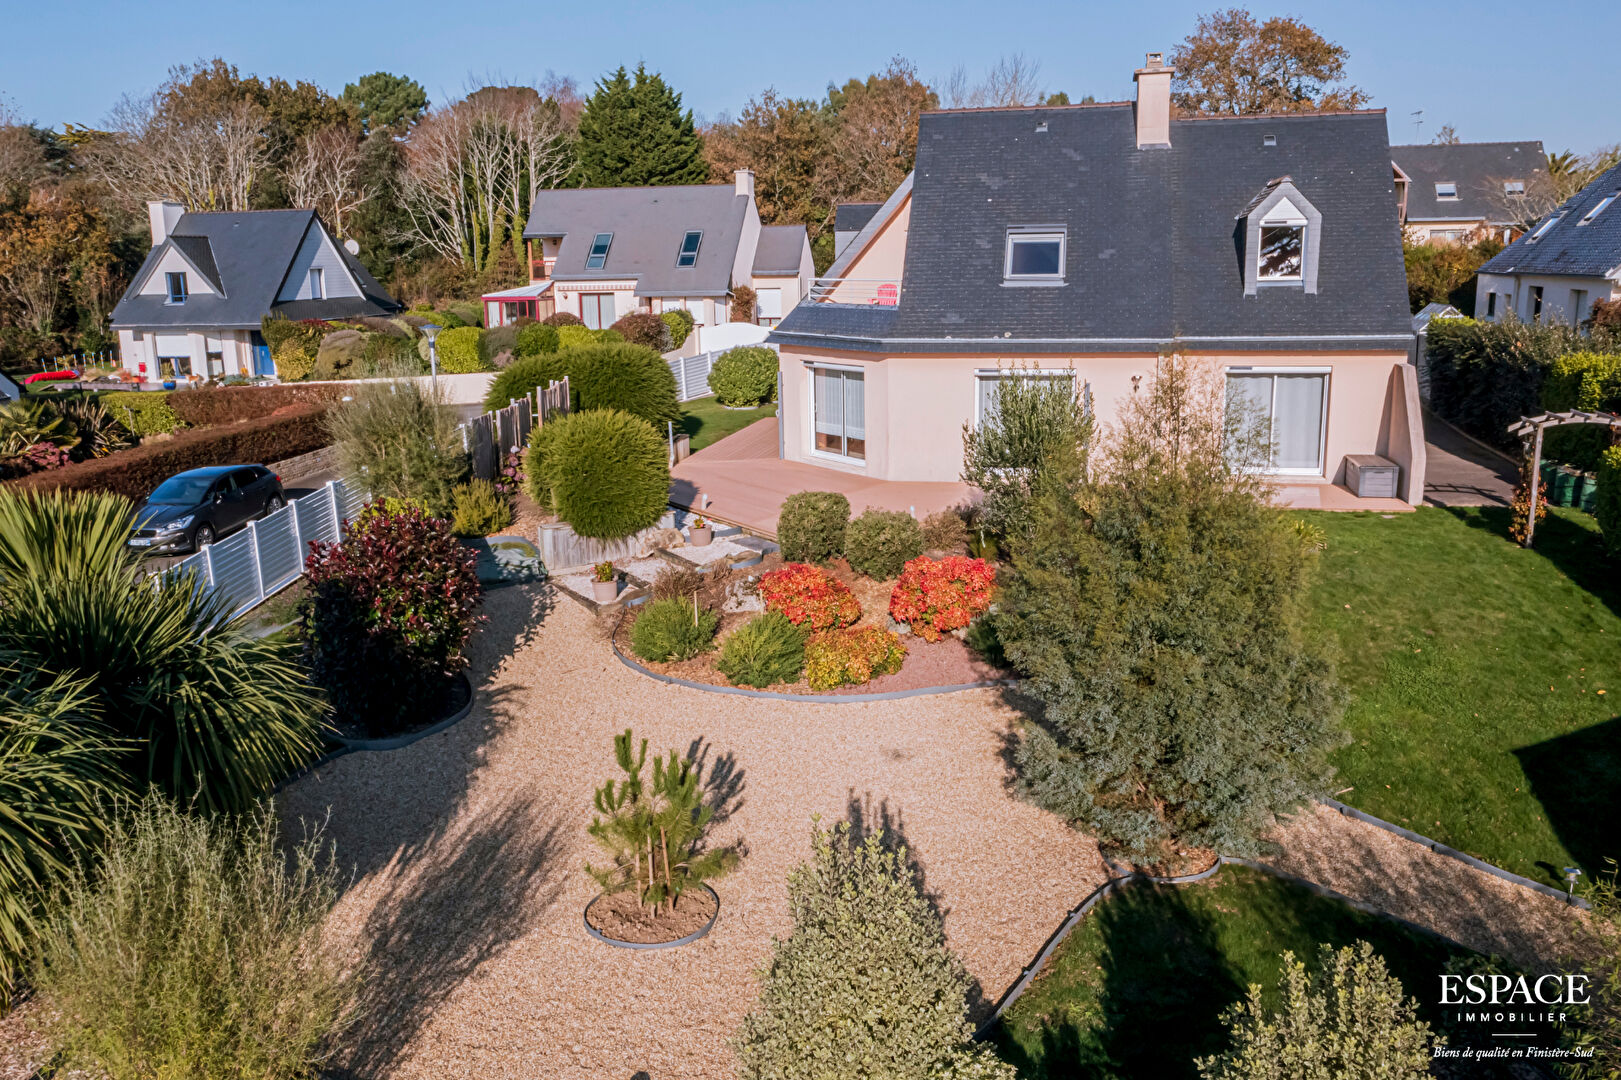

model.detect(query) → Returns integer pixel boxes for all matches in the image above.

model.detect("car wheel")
[263,493,285,517]
[194,523,215,550]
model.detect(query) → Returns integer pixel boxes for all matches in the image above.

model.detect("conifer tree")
[575,65,707,188]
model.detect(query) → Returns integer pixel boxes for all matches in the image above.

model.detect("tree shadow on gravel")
[466,581,558,674]
[843,790,991,1018]
[685,737,747,827]
[331,789,567,1080]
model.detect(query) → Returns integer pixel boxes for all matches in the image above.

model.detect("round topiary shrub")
[516,322,560,357]
[609,312,675,353]
[844,509,924,579]
[777,491,850,563]
[542,311,584,327]
[707,346,778,406]
[716,612,806,687]
[660,308,695,348]
[630,596,720,662]
[526,408,669,539]
[564,343,681,426]
[433,327,491,373]
[484,354,569,411]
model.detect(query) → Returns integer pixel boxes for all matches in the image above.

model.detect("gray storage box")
[1345,454,1400,498]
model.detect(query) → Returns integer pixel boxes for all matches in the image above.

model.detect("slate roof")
[111,209,399,330]
[774,105,1412,353]
[1480,160,1621,279]
[835,202,882,234]
[752,225,807,275]
[523,184,748,297]
[1391,141,1546,224]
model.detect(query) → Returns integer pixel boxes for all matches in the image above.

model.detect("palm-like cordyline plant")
[0,490,327,813]
[0,658,127,1006]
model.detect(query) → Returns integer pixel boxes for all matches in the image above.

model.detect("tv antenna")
[1410,109,1424,140]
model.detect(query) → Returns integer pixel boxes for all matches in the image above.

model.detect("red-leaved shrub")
[804,626,907,690]
[757,562,861,630]
[300,503,484,735]
[888,555,995,642]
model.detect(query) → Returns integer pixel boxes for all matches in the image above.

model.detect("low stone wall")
[270,443,340,481]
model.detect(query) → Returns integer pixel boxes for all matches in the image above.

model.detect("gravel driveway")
[278,585,1106,1079]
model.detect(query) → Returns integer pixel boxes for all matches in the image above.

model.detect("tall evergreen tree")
[575,64,706,187]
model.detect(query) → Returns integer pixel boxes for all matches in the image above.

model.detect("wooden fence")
[461,377,568,480]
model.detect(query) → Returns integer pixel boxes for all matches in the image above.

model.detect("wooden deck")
[669,419,974,538]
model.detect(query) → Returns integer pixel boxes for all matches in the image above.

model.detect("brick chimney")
[734,169,755,198]
[1133,52,1174,149]
[147,200,184,246]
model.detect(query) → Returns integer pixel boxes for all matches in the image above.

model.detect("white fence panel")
[205,530,260,615]
[667,344,779,403]
[255,507,303,594]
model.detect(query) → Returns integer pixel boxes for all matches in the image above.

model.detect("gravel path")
[277,585,1106,1079]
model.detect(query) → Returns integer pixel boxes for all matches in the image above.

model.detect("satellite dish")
[344,238,360,255]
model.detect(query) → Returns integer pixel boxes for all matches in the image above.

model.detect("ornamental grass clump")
[734,822,1014,1080]
[629,596,720,662]
[300,502,483,735]
[888,555,996,642]
[326,371,469,518]
[716,612,807,687]
[585,729,737,914]
[804,626,906,690]
[757,562,861,631]
[31,794,356,1080]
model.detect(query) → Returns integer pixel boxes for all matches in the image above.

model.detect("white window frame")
[676,231,702,267]
[971,367,1077,431]
[1224,365,1330,477]
[1003,228,1066,285]
[1504,180,1525,198]
[804,361,867,466]
[1257,222,1306,282]
[165,271,188,305]
[1579,193,1618,225]
[579,292,615,330]
[585,232,613,270]
[1434,182,1459,200]
[308,267,324,300]
[1528,214,1561,242]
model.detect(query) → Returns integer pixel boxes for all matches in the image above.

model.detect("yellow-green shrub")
[101,391,182,437]
[1597,445,1621,557]
[433,327,492,374]
[449,479,513,537]
[804,626,906,690]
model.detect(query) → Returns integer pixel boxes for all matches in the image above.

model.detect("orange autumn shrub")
[758,563,861,630]
[888,556,995,642]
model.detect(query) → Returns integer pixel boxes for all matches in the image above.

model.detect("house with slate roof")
[1475,159,1621,327]
[488,170,813,333]
[769,52,1427,503]
[1392,141,1547,244]
[111,201,401,383]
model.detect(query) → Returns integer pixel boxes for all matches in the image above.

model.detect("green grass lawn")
[679,395,775,452]
[1308,506,1619,887]
[993,864,1474,1078]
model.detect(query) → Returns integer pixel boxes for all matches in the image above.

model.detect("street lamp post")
[421,323,442,387]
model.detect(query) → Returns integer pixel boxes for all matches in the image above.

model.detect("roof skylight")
[585,232,613,269]
[676,230,702,267]
[1528,214,1561,242]
[1579,193,1618,225]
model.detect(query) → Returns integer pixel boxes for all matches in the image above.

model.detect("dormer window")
[676,230,702,267]
[1435,182,1458,200]
[165,272,188,304]
[1504,180,1525,198]
[1579,193,1617,225]
[1004,227,1066,285]
[1238,178,1320,295]
[585,232,613,270]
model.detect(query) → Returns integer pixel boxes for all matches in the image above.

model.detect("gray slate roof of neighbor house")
[1391,141,1547,224]
[111,209,400,330]
[523,184,748,297]
[774,105,1413,353]
[752,225,807,274]
[1480,160,1621,278]
[835,202,882,234]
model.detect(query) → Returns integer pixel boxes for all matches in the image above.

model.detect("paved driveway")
[1423,410,1517,507]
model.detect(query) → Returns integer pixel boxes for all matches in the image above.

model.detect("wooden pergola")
[1508,409,1621,546]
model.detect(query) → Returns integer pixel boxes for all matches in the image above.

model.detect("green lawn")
[993,864,1474,1078]
[679,395,775,452]
[1308,506,1619,887]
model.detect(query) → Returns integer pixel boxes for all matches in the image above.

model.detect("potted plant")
[591,560,619,603]
[688,514,714,547]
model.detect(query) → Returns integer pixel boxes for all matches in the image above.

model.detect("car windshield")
[148,474,216,504]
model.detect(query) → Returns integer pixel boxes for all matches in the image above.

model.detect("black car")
[128,465,286,554]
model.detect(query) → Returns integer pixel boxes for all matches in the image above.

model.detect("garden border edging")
[583,884,720,950]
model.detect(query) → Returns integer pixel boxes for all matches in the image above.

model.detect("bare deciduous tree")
[943,53,1048,109]
[0,100,51,201]
[92,84,269,212]
[284,126,372,237]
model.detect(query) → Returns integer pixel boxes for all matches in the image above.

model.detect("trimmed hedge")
[845,509,924,579]
[1425,318,1586,450]
[168,384,346,428]
[566,343,680,425]
[1542,351,1621,469]
[778,491,849,563]
[542,311,584,327]
[524,408,668,540]
[1599,445,1621,558]
[484,354,569,412]
[312,329,367,380]
[708,346,778,406]
[434,327,492,373]
[101,391,183,436]
[8,405,329,500]
[515,322,560,357]
[556,324,623,350]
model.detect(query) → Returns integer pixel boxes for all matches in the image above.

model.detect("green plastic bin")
[1550,467,1578,508]
[1576,472,1599,513]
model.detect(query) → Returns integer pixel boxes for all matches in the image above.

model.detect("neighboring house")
[493,171,813,333]
[769,52,1425,502]
[833,202,882,256]
[1391,141,1547,244]
[1475,159,1621,326]
[111,202,401,382]
[0,371,19,402]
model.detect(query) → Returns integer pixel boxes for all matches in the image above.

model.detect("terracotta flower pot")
[592,578,619,603]
[689,526,714,547]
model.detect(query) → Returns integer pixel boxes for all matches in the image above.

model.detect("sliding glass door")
[812,367,865,461]
[1226,371,1327,474]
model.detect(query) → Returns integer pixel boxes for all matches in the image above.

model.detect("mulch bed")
[327,673,472,743]
[586,887,718,944]
[616,551,1013,696]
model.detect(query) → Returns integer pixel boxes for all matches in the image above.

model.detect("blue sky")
[5,0,1614,155]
